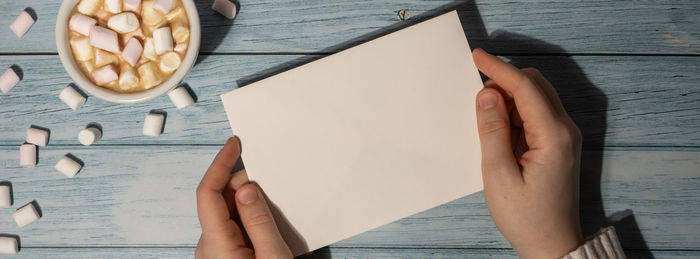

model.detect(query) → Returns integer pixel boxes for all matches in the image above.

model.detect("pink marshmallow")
[124,0,142,13]
[69,13,96,36]
[26,127,50,147]
[153,0,176,14]
[10,10,35,38]
[212,0,237,19]
[0,68,20,94]
[89,26,120,54]
[122,38,143,67]
[19,144,37,168]
[92,65,119,85]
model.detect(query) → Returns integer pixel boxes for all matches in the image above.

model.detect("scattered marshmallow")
[55,155,83,178]
[122,38,144,67]
[119,66,139,90]
[142,37,158,61]
[0,68,20,94]
[19,144,36,168]
[70,37,94,61]
[59,85,87,111]
[142,112,165,136]
[69,13,96,36]
[78,126,102,146]
[26,127,49,147]
[153,27,173,55]
[171,23,190,43]
[13,202,40,228]
[159,52,181,73]
[212,0,238,19]
[77,0,102,15]
[92,65,119,85]
[94,49,118,67]
[10,10,35,38]
[90,26,120,54]
[137,62,162,89]
[168,86,194,109]
[104,0,122,13]
[108,12,140,33]
[0,236,18,254]
[0,185,11,208]
[153,0,176,14]
[124,0,142,13]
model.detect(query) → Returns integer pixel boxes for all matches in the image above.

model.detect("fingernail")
[478,92,498,110]
[238,188,258,205]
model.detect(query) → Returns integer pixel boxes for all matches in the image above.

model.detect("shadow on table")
[194,0,239,66]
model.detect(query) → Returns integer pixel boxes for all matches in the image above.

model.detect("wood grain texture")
[0,55,698,147]
[0,0,698,54]
[0,147,697,251]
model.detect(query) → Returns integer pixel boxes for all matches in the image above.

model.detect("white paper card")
[221,11,484,256]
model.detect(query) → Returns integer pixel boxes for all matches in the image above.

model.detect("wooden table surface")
[1,0,699,258]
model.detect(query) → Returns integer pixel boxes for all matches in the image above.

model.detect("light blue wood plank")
[0,55,698,147]
[0,147,697,250]
[0,1,698,54]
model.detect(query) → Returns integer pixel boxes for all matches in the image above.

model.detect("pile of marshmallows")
[0,0,238,255]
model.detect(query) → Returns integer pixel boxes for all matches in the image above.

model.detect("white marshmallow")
[104,0,122,13]
[141,0,164,26]
[55,155,83,178]
[77,0,102,15]
[124,0,142,13]
[142,37,158,61]
[26,127,49,147]
[78,127,102,146]
[70,37,94,61]
[92,65,119,85]
[0,236,18,254]
[168,86,194,109]
[69,13,96,36]
[171,23,189,43]
[89,26,120,54]
[94,49,118,67]
[174,43,187,54]
[122,38,143,67]
[13,202,40,228]
[212,0,237,19]
[137,62,162,89]
[164,7,186,22]
[10,10,35,38]
[19,144,36,168]
[59,85,87,111]
[142,112,165,136]
[119,66,139,90]
[0,185,11,208]
[0,68,20,94]
[79,60,95,73]
[153,27,173,55]
[153,0,176,14]
[159,52,181,73]
[108,12,140,33]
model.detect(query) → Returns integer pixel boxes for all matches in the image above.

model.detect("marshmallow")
[55,155,83,178]
[153,27,173,55]
[59,85,87,111]
[92,65,119,85]
[159,52,181,73]
[143,112,165,136]
[124,0,142,13]
[0,68,20,94]
[212,0,237,19]
[77,0,102,15]
[95,49,118,67]
[164,7,186,22]
[0,236,18,254]
[104,0,122,13]
[174,43,187,54]
[70,37,94,61]
[10,10,35,38]
[79,60,95,73]
[171,23,189,43]
[168,86,194,109]
[119,65,139,90]
[153,0,176,14]
[69,13,96,36]
[78,127,102,146]
[26,127,49,147]
[19,144,36,168]
[13,202,40,228]
[120,27,145,45]
[142,37,158,61]
[122,38,143,67]
[108,12,140,33]
[0,185,11,208]
[142,0,165,26]
[90,26,120,54]
[137,62,162,89]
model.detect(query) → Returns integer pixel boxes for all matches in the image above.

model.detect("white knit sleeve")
[560,226,626,259]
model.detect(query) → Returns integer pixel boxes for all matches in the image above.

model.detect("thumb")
[235,183,293,258]
[476,88,521,185]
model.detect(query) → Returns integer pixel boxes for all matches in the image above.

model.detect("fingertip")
[477,88,501,110]
[236,184,259,205]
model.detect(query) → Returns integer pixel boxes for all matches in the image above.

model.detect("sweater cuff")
[560,226,626,259]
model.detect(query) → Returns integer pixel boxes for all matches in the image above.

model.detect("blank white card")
[221,11,484,256]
